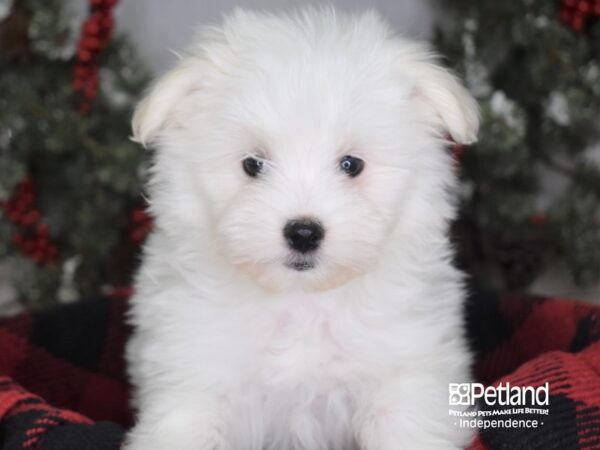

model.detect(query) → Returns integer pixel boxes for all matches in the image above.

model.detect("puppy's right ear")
[131,64,200,147]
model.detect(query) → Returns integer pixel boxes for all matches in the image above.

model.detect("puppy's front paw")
[125,410,229,450]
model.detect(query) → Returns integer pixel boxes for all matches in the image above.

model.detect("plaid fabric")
[466,290,600,450]
[0,290,598,449]
[0,296,130,449]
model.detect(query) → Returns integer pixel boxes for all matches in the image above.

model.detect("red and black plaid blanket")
[0,290,599,449]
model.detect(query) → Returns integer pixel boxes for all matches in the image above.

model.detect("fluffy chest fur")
[227,294,362,450]
[127,248,468,450]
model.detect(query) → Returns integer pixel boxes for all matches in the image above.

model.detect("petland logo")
[449,382,549,406]
[448,383,550,430]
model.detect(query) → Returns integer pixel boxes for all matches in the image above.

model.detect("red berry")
[16,199,28,212]
[130,229,145,243]
[8,211,20,223]
[111,286,134,298]
[24,210,40,225]
[84,86,97,99]
[578,1,591,12]
[22,192,34,206]
[74,66,89,78]
[560,9,573,23]
[20,178,33,191]
[85,37,101,50]
[37,223,49,237]
[131,209,148,223]
[23,240,35,254]
[91,11,105,25]
[37,237,49,250]
[84,20,101,35]
[78,49,92,62]
[101,16,114,30]
[572,15,585,30]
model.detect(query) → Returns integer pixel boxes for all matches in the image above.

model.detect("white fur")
[126,8,479,450]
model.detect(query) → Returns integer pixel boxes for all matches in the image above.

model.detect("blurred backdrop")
[109,0,437,75]
[1,0,599,312]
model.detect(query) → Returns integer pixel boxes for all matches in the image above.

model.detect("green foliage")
[438,0,600,289]
[0,0,149,305]
[2,0,598,305]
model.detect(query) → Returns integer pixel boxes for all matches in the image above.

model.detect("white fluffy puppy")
[126,7,479,450]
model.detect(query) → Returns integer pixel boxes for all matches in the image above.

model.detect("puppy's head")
[133,8,478,292]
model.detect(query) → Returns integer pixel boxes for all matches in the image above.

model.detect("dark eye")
[242,156,265,177]
[339,155,365,177]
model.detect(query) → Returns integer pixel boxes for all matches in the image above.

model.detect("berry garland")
[0,178,59,265]
[72,0,119,113]
[560,0,600,31]
[129,207,153,244]
[452,144,465,164]
[73,0,154,247]
[1,0,127,266]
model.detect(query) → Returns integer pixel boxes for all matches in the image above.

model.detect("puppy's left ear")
[408,60,479,145]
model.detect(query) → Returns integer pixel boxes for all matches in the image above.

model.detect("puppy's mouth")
[284,255,317,272]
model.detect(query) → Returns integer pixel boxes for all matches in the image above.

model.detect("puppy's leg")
[355,374,474,450]
[125,393,229,450]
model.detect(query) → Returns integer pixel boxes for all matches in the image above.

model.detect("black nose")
[283,219,325,253]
